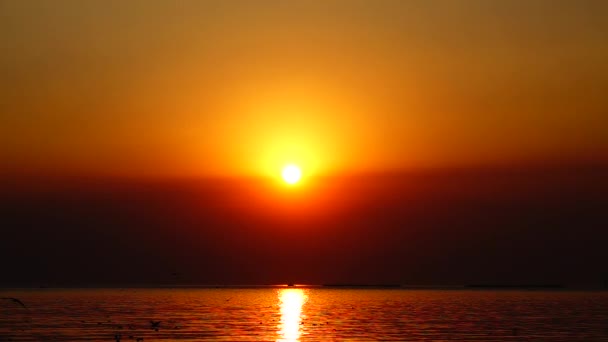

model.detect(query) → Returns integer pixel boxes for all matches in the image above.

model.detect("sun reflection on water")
[277,289,307,342]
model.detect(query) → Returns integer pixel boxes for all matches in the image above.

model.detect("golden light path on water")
[277,289,307,342]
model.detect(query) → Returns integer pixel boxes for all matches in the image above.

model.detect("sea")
[1,288,608,341]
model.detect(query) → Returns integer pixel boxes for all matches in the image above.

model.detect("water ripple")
[1,289,607,341]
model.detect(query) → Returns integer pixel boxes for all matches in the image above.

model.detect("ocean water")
[1,288,608,341]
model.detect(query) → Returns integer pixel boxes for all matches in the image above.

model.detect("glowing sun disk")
[282,164,302,184]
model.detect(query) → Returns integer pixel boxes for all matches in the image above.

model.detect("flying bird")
[1,297,27,309]
[150,320,161,331]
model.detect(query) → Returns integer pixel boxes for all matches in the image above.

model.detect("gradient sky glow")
[2,1,608,288]
[2,0,607,178]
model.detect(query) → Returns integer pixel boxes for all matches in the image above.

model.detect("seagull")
[1,297,27,309]
[150,320,161,331]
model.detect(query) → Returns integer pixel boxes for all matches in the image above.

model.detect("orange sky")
[2,1,607,179]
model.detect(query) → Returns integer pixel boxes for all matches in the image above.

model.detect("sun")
[282,164,302,185]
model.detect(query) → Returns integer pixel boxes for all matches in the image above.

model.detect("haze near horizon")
[1,0,607,288]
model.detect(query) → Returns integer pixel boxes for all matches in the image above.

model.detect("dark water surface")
[1,288,607,341]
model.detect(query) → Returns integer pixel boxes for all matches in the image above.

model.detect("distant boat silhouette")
[287,283,295,287]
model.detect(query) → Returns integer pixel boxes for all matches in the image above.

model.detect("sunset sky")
[1,1,607,287]
[2,0,607,178]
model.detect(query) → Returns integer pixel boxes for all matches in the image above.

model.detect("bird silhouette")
[1,297,27,309]
[150,320,161,331]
